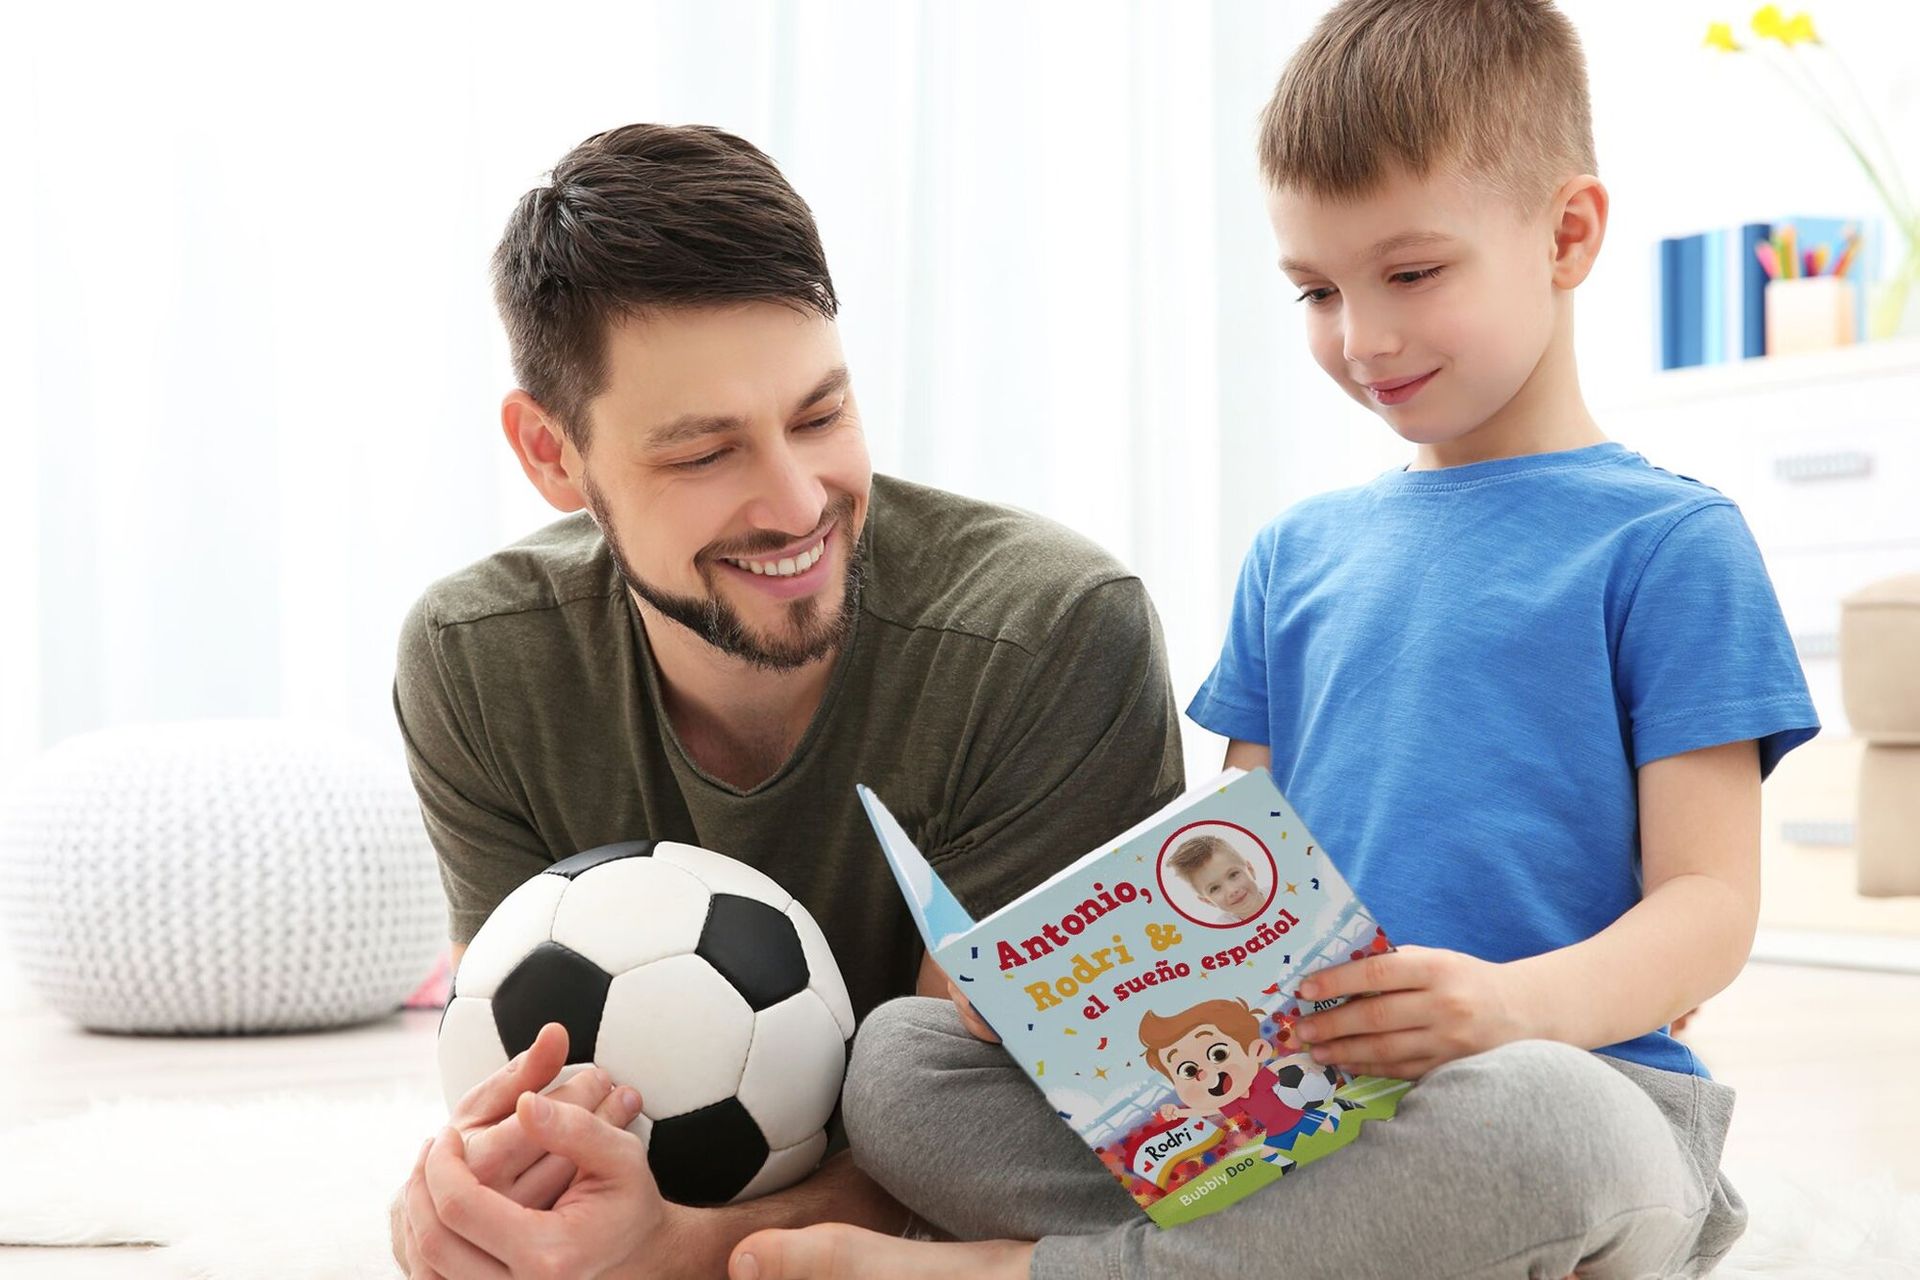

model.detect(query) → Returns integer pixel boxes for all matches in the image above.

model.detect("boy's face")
[1185,851,1263,919]
[1266,164,1563,457]
[1158,1024,1271,1112]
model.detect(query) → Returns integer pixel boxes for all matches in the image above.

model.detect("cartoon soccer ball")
[436,841,855,1205]
[1271,1058,1343,1112]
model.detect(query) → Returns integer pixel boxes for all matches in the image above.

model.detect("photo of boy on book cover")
[1141,997,1352,1170]
[1163,832,1274,923]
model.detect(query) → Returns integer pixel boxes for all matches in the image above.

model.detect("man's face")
[1159,1024,1268,1112]
[574,302,871,670]
[1187,851,1263,920]
[1266,164,1559,454]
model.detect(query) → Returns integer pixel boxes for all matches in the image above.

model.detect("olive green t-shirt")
[393,474,1186,1023]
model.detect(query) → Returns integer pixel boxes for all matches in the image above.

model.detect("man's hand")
[1290,944,1527,1080]
[392,1023,640,1275]
[412,1085,676,1279]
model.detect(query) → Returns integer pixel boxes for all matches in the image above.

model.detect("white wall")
[6,1,1915,786]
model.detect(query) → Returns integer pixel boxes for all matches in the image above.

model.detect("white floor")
[1,951,1916,1276]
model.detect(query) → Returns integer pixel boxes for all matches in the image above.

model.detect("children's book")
[858,767,1411,1227]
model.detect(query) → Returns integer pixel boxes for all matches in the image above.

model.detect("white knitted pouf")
[0,720,447,1034]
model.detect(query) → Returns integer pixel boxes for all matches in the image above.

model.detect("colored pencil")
[1832,231,1861,278]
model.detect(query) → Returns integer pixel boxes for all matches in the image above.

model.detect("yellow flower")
[1781,11,1820,45]
[1704,21,1742,52]
[1751,4,1785,39]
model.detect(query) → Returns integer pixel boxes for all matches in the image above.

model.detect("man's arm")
[1504,738,1761,1048]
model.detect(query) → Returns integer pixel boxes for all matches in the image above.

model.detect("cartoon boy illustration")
[1141,998,1337,1167]
[1166,833,1267,922]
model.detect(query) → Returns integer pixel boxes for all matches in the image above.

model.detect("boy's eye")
[1389,266,1444,286]
[1294,286,1337,305]
[1207,1044,1230,1063]
[1178,1062,1200,1080]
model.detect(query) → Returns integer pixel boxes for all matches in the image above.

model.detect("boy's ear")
[503,390,589,514]
[1548,175,1608,290]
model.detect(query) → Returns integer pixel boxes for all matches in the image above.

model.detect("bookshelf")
[1595,335,1920,967]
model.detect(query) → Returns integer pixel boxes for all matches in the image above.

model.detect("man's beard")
[583,484,863,672]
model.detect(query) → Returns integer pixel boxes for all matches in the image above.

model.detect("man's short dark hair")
[492,124,838,448]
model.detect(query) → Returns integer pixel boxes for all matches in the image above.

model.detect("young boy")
[730,2,1816,1277]
[1167,833,1268,921]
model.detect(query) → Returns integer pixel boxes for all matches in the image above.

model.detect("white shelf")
[1597,334,1920,412]
[1751,926,1920,975]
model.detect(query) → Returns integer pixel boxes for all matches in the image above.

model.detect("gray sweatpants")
[844,998,1747,1280]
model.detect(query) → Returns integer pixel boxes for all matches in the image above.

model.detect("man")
[388,122,1185,1278]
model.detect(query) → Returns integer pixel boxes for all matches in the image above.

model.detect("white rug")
[0,1093,1914,1278]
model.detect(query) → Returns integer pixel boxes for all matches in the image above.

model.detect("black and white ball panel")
[491,941,612,1061]
[597,953,757,1120]
[549,855,712,976]
[736,988,848,1150]
[787,898,855,1040]
[649,841,793,910]
[697,895,808,1011]
[450,872,568,1001]
[647,1096,769,1206]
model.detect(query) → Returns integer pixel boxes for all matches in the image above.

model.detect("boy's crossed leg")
[736,998,1747,1280]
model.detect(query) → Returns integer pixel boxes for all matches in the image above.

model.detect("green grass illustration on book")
[858,767,1411,1227]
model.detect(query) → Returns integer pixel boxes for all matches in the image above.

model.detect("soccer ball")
[1271,1057,1343,1112]
[436,840,855,1205]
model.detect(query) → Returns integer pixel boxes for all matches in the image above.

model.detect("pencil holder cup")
[1765,277,1858,356]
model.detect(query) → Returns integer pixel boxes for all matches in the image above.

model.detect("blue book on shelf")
[1702,229,1726,365]
[1675,234,1706,369]
[1738,222,1771,359]
[1658,237,1684,370]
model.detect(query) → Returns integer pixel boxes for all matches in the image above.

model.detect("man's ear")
[502,391,587,513]
[1549,174,1608,290]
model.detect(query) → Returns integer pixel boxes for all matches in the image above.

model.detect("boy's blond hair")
[1258,0,1596,211]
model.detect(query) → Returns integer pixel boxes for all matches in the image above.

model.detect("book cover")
[859,768,1410,1227]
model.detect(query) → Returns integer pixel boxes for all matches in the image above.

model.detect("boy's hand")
[917,952,1000,1043]
[947,980,1002,1044]
[1157,1103,1183,1123]
[1290,945,1526,1080]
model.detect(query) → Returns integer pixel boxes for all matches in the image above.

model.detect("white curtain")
[4,0,1335,783]
[9,0,1910,782]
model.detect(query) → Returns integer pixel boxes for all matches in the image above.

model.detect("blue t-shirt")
[1188,443,1818,1076]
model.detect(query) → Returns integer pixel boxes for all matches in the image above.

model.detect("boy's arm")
[1294,739,1762,1076]
[1224,739,1272,772]
[1505,738,1761,1048]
